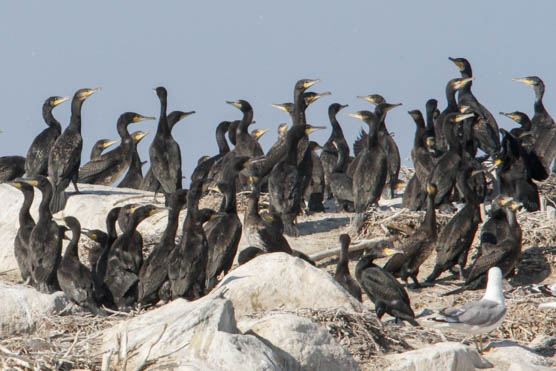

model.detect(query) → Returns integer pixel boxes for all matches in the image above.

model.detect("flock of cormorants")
[0,57,554,326]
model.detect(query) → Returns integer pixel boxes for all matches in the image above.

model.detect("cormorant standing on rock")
[25,96,70,177]
[321,103,349,200]
[48,87,100,213]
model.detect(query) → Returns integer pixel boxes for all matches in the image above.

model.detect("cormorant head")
[304,91,331,106]
[251,128,270,140]
[304,124,326,135]
[308,141,322,153]
[449,77,474,90]
[512,76,544,88]
[167,110,195,130]
[129,204,164,221]
[408,109,423,122]
[198,208,218,224]
[425,98,438,113]
[61,216,81,231]
[509,200,524,212]
[122,112,156,124]
[339,233,351,247]
[295,78,321,91]
[75,88,101,102]
[425,136,436,149]
[345,110,377,125]
[270,103,293,114]
[94,138,120,151]
[226,99,252,113]
[499,111,530,126]
[46,96,71,108]
[131,130,150,143]
[153,87,167,100]
[356,94,386,105]
[82,229,107,244]
[197,155,211,165]
[277,122,289,137]
[377,102,402,114]
[329,103,349,116]
[17,175,51,190]
[448,57,471,74]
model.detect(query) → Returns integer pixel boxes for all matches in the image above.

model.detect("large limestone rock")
[101,295,284,370]
[214,252,364,319]
[482,341,554,370]
[0,282,71,336]
[239,313,360,371]
[0,183,172,275]
[384,342,493,371]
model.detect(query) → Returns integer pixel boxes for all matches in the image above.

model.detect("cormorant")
[266,123,289,156]
[426,168,482,283]
[118,130,150,189]
[268,124,324,236]
[78,113,155,185]
[305,141,326,212]
[138,189,188,305]
[346,111,387,230]
[227,120,240,146]
[355,244,418,326]
[334,234,362,302]
[443,200,522,296]
[513,76,556,172]
[168,180,208,300]
[238,246,266,265]
[89,139,120,160]
[251,128,270,141]
[320,103,349,200]
[0,156,26,182]
[434,78,473,153]
[19,176,64,293]
[25,96,70,177]
[328,139,354,211]
[449,57,500,156]
[352,94,385,158]
[477,196,515,257]
[48,87,100,213]
[384,183,438,288]
[149,87,193,195]
[57,216,105,315]
[104,204,162,310]
[7,180,35,285]
[226,100,262,157]
[244,176,292,254]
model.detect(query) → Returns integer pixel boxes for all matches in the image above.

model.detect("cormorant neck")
[38,185,53,221]
[216,125,230,154]
[366,121,378,148]
[42,105,61,131]
[534,85,546,114]
[69,98,85,132]
[238,109,254,133]
[220,186,237,214]
[336,244,350,275]
[333,146,347,173]
[156,95,169,136]
[329,110,344,138]
[247,187,260,218]
[285,129,304,165]
[116,118,132,139]
[293,89,307,126]
[424,192,437,237]
[161,203,182,244]
[19,190,34,227]
[64,226,80,259]
[446,86,458,110]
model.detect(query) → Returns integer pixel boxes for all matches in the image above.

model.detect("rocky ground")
[0,173,555,370]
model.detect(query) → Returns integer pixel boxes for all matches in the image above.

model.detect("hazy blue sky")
[1,1,556,183]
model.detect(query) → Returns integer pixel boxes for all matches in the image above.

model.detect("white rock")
[101,295,284,370]
[384,342,492,371]
[239,313,360,371]
[483,341,553,371]
[214,252,364,319]
[0,183,175,274]
[0,281,71,336]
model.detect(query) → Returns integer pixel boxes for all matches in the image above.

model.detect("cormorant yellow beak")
[303,79,321,88]
[345,113,363,120]
[510,201,524,211]
[129,206,137,214]
[448,57,465,71]
[149,208,163,216]
[181,111,196,120]
[278,124,289,134]
[499,112,518,121]
[208,185,222,193]
[85,88,101,97]
[270,103,290,113]
[385,103,402,112]
[519,131,533,138]
[306,91,331,104]
[133,115,156,123]
[459,105,471,113]
[454,113,475,122]
[103,139,120,148]
[454,77,474,89]
[253,128,270,139]
[357,95,376,104]
[249,176,259,183]
[6,181,22,189]
[135,131,150,141]
[312,144,322,152]
[425,137,436,147]
[499,196,513,206]
[426,184,437,194]
[54,96,71,106]
[226,101,242,109]
[19,179,39,187]
[384,247,404,256]
[512,77,533,86]
[305,125,325,134]
[494,158,503,166]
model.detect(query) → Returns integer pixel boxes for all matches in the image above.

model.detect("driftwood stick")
[309,237,393,262]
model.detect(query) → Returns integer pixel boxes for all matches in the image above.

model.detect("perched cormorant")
[443,200,522,296]
[251,128,270,141]
[89,139,120,160]
[328,139,354,211]
[346,111,387,230]
[266,123,289,156]
[355,244,418,326]
[104,204,162,310]
[78,113,155,185]
[57,216,105,315]
[118,130,150,189]
[477,196,515,257]
[449,57,500,156]
[25,96,70,177]
[138,189,188,305]
[334,234,362,302]
[168,180,208,300]
[426,168,482,283]
[0,156,26,182]
[226,100,262,157]
[513,76,556,172]
[268,124,324,236]
[48,87,100,213]
[149,87,193,195]
[7,180,35,285]
[384,183,438,288]
[19,176,64,293]
[244,176,292,254]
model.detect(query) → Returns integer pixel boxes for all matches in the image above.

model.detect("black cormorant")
[355,244,418,326]
[25,96,70,177]
[251,128,270,141]
[226,100,262,157]
[334,234,362,302]
[118,130,150,189]
[320,103,349,200]
[138,189,188,305]
[57,216,105,315]
[0,156,26,182]
[89,139,120,160]
[19,176,64,293]
[7,180,35,285]
[48,87,100,213]
[78,113,155,185]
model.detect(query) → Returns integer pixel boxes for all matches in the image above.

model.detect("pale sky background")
[1,1,555,185]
